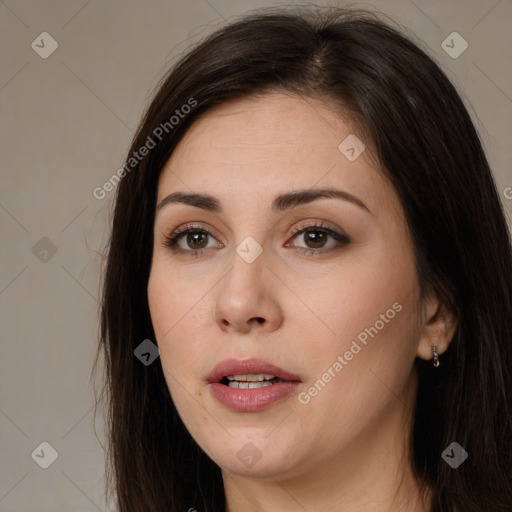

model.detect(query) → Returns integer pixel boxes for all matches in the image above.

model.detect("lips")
[207,357,302,384]
[207,358,302,412]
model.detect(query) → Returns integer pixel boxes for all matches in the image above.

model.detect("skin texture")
[147,92,457,512]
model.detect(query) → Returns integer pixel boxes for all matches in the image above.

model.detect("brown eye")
[184,231,209,250]
[286,224,349,255]
[164,227,220,254]
[298,230,329,249]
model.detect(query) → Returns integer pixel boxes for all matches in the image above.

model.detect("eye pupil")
[305,231,327,248]
[188,232,208,249]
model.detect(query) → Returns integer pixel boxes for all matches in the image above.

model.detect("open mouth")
[208,359,301,412]
[220,374,286,389]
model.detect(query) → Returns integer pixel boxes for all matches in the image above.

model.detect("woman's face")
[148,92,424,480]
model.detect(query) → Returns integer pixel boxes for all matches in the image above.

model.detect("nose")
[213,246,284,335]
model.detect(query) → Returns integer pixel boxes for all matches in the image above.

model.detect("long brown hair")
[96,6,512,511]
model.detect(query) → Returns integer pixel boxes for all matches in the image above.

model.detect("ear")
[416,292,458,361]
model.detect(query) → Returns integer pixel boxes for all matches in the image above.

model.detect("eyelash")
[163,221,350,257]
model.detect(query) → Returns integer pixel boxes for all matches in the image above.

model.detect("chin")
[198,431,301,478]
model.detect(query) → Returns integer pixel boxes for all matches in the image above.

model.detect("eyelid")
[288,220,340,238]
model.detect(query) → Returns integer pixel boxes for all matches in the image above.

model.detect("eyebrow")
[156,187,373,215]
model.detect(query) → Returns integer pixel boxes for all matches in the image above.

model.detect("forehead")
[168,92,354,164]
[156,92,392,215]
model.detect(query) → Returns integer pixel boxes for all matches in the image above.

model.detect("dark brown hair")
[96,6,512,511]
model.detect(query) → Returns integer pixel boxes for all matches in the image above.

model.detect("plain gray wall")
[1,0,511,510]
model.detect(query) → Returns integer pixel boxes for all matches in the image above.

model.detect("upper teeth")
[227,374,275,382]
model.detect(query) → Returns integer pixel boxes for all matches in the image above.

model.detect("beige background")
[0,0,510,510]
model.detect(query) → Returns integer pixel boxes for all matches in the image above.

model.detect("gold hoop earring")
[432,345,440,367]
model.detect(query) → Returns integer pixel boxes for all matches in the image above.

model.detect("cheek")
[296,241,420,414]
[147,267,173,345]
[148,269,223,453]
[147,261,214,392]
[148,256,203,341]
[148,264,189,376]
[305,247,418,354]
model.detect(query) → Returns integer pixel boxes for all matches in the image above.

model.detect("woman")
[96,6,512,512]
